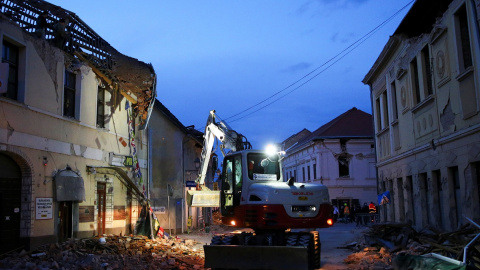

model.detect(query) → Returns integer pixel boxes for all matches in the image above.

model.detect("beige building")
[281,108,377,211]
[0,1,156,253]
[363,0,480,230]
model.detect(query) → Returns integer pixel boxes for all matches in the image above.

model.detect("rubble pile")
[0,234,207,270]
[344,223,480,269]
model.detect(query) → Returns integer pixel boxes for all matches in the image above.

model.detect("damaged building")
[0,0,157,253]
[281,107,377,211]
[363,0,480,231]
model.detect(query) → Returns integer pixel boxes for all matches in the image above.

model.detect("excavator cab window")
[247,153,281,181]
[221,155,242,216]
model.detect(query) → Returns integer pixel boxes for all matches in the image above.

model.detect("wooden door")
[58,201,72,242]
[125,190,132,235]
[97,183,106,235]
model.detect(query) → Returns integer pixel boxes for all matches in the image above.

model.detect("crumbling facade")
[0,0,156,253]
[363,0,480,231]
[281,108,377,211]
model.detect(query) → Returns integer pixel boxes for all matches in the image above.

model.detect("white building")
[281,108,377,210]
[363,0,480,230]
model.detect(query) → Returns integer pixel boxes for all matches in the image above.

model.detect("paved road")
[317,222,367,269]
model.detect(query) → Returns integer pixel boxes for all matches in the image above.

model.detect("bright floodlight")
[265,144,277,157]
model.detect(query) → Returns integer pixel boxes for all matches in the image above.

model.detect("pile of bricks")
[0,234,207,270]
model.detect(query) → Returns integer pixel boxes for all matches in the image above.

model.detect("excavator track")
[204,231,321,270]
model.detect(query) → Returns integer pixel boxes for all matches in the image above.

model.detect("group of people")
[34,11,69,49]
[333,201,377,225]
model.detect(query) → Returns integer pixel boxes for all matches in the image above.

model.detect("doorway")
[58,201,72,242]
[97,182,106,235]
[0,153,22,253]
[125,190,132,235]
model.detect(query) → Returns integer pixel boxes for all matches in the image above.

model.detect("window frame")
[454,4,473,73]
[1,37,25,102]
[63,70,77,118]
[97,85,106,128]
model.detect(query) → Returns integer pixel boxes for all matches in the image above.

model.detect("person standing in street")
[369,201,376,222]
[333,205,339,222]
[343,203,350,223]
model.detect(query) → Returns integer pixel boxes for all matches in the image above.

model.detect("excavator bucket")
[204,245,310,270]
[186,190,220,207]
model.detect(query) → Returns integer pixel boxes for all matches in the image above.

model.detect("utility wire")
[224,0,415,124]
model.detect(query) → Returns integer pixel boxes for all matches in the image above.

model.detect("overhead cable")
[224,0,415,124]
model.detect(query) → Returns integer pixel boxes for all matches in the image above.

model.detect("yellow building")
[0,1,156,252]
[363,0,480,230]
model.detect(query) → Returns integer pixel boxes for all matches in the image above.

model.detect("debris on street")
[343,222,480,269]
[0,234,208,270]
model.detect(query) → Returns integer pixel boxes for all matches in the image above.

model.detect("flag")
[378,191,391,205]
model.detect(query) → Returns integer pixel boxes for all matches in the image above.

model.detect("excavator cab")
[220,154,242,217]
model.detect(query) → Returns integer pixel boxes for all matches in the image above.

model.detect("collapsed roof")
[0,0,157,129]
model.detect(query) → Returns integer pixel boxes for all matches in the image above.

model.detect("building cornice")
[376,123,480,167]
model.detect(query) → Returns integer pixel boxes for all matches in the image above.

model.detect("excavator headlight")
[230,220,236,226]
[265,144,278,157]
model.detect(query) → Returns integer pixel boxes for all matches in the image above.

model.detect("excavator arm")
[187,110,250,207]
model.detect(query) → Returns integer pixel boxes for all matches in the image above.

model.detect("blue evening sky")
[48,0,413,149]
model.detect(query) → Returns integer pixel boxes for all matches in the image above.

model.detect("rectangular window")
[64,70,76,118]
[1,40,19,100]
[391,81,398,120]
[307,165,311,181]
[338,157,349,178]
[97,86,106,128]
[455,4,472,70]
[313,164,317,180]
[382,91,389,127]
[411,57,421,105]
[302,167,305,182]
[421,46,433,96]
[375,97,381,131]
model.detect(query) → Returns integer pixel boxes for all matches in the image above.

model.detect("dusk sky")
[48,0,414,149]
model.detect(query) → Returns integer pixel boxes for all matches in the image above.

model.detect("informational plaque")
[36,198,53,220]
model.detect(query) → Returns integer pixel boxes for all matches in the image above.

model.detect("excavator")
[187,110,334,270]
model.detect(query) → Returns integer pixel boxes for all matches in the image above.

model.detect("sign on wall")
[153,206,166,214]
[36,198,53,220]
